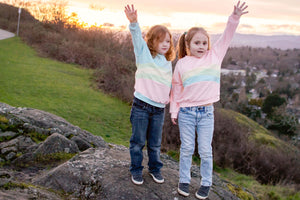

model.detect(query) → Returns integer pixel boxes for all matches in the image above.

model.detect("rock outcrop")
[0,103,249,199]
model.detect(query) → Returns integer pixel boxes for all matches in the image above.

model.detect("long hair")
[145,25,175,61]
[177,27,211,59]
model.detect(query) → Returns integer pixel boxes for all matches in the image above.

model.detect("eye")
[203,42,207,45]
[195,41,200,45]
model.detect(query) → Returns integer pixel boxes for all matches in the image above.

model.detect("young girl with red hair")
[124,4,175,186]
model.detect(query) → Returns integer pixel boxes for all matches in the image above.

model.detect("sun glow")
[2,0,299,35]
[66,3,230,33]
[66,2,127,29]
[67,2,300,35]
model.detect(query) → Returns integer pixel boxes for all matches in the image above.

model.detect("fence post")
[17,7,22,36]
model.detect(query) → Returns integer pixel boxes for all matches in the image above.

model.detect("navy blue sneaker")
[195,185,210,199]
[131,174,143,185]
[178,183,190,197]
[149,172,164,183]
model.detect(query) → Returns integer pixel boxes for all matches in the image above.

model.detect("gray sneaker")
[178,183,190,197]
[195,185,210,199]
[149,172,164,183]
[131,174,143,185]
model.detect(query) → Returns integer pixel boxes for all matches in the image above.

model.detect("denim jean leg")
[196,106,214,186]
[129,105,149,175]
[147,108,164,173]
[178,108,197,184]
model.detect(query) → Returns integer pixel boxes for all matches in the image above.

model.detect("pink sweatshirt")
[170,14,240,118]
[129,23,173,108]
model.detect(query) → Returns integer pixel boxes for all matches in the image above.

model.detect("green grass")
[0,37,131,145]
[214,167,300,200]
[219,109,295,152]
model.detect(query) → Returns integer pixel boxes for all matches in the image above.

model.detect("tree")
[262,93,286,117]
[268,109,298,137]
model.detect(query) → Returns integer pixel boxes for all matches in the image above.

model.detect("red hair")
[145,25,175,61]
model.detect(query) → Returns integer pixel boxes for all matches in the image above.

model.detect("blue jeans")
[178,105,214,186]
[129,97,164,175]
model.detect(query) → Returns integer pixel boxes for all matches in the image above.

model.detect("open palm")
[233,1,248,17]
[124,4,137,23]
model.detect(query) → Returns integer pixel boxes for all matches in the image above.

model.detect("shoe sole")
[178,188,189,197]
[195,192,208,199]
[149,173,164,184]
[131,176,143,185]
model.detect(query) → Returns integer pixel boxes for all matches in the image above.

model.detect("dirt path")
[0,29,15,40]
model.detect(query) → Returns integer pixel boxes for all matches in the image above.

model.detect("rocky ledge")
[0,102,252,199]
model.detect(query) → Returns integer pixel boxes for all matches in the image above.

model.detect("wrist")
[130,19,137,23]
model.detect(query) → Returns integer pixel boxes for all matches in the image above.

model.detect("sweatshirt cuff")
[230,14,240,22]
[171,113,178,119]
[129,22,138,29]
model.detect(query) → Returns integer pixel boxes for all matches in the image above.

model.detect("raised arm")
[212,1,248,59]
[124,4,138,23]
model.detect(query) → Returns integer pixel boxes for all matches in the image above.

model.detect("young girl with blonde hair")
[170,1,248,199]
[124,4,175,185]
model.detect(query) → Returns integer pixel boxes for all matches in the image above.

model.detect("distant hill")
[212,33,300,50]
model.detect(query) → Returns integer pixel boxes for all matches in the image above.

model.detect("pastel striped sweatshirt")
[129,23,173,108]
[170,14,240,118]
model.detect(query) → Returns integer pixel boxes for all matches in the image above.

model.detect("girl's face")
[156,33,171,55]
[188,31,208,58]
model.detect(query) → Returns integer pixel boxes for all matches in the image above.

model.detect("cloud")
[264,24,300,33]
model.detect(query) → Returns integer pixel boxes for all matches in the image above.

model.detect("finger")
[171,119,176,125]
[237,0,240,7]
[131,4,134,11]
[241,5,248,11]
[240,2,245,8]
[241,11,249,15]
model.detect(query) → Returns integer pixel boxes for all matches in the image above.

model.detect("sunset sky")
[55,0,300,35]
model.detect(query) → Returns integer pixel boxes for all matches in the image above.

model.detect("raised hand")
[124,4,138,23]
[233,1,248,17]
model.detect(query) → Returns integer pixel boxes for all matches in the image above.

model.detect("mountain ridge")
[214,33,300,50]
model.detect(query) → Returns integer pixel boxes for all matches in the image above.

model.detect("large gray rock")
[34,145,243,200]
[0,102,107,164]
[0,103,255,199]
[34,132,79,155]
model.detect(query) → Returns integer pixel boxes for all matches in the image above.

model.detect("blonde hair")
[145,25,175,61]
[177,27,211,59]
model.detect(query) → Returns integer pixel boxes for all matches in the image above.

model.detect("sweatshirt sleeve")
[129,23,148,63]
[212,14,240,61]
[170,63,183,119]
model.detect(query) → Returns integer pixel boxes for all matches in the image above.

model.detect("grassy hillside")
[220,109,295,152]
[0,37,132,145]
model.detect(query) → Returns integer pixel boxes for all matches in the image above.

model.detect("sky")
[64,0,299,35]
